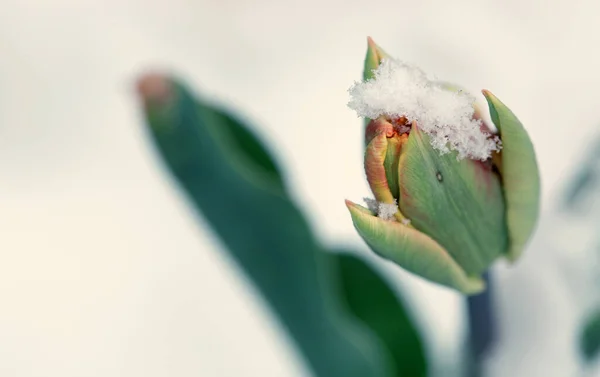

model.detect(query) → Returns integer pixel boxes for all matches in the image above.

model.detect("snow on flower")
[348,58,501,160]
[363,198,399,221]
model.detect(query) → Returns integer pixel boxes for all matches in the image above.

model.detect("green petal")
[383,136,403,200]
[398,126,508,276]
[365,130,396,204]
[482,90,541,261]
[364,124,410,224]
[346,200,485,294]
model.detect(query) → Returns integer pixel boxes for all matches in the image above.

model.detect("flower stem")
[466,271,497,377]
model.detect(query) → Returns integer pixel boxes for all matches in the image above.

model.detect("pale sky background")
[1,0,600,376]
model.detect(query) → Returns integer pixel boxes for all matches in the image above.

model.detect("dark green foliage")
[335,252,427,377]
[140,77,426,377]
[581,308,600,361]
[198,103,286,191]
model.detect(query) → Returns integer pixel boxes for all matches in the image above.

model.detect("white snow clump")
[348,59,501,160]
[364,198,399,221]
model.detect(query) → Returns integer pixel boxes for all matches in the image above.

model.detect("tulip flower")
[345,38,540,294]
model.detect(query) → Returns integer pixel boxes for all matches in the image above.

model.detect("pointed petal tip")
[345,199,356,209]
[363,37,391,81]
[481,89,496,100]
[367,36,376,48]
[366,37,385,58]
[345,199,374,217]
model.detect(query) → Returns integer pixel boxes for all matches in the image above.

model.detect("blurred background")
[2,0,600,376]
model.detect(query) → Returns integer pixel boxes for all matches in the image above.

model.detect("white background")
[1,0,600,376]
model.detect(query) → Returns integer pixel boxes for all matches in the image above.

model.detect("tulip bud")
[345,38,540,294]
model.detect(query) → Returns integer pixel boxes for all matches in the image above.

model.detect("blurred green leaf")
[561,140,600,212]
[138,76,426,377]
[334,251,427,377]
[581,308,600,361]
[199,103,286,191]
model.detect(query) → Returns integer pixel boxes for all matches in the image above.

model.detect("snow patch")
[348,59,501,160]
[363,198,399,221]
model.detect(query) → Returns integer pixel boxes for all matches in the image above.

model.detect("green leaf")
[580,308,600,361]
[334,251,427,377]
[482,90,541,261]
[198,102,286,191]
[139,76,427,377]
